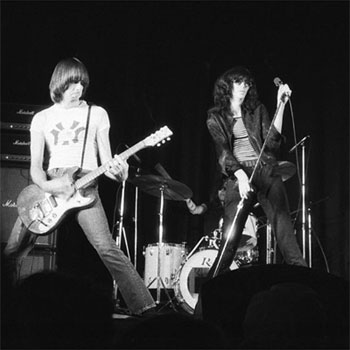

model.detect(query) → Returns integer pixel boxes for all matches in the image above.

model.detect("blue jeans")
[4,168,155,315]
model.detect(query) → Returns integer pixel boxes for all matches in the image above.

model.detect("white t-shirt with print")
[30,101,110,171]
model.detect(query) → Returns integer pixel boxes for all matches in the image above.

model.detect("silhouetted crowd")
[1,255,349,349]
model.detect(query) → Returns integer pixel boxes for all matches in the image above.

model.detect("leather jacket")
[206,103,283,178]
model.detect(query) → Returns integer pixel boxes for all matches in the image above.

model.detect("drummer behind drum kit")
[130,172,262,314]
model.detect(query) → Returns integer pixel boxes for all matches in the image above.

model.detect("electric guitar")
[17,126,173,235]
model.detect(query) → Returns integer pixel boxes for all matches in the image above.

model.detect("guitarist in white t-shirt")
[4,57,156,316]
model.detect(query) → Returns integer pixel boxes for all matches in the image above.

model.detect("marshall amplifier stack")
[1,103,56,279]
[1,102,48,165]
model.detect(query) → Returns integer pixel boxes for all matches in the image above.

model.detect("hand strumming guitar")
[42,173,76,200]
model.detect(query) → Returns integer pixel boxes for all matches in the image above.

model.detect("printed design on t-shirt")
[50,121,85,146]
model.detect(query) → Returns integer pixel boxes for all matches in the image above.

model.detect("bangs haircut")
[49,57,90,103]
[213,66,260,113]
[228,66,254,87]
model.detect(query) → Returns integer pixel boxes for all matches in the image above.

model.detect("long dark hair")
[49,57,90,103]
[212,66,260,115]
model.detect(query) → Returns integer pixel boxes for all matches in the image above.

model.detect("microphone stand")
[211,96,286,278]
[290,135,311,266]
[133,168,141,269]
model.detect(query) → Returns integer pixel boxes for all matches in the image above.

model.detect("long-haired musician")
[4,57,156,316]
[205,66,307,277]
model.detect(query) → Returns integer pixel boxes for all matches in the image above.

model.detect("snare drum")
[173,249,239,314]
[144,243,187,289]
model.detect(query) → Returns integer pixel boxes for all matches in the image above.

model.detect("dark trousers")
[209,163,307,277]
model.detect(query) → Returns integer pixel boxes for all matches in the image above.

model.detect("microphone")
[274,76,292,101]
[289,135,310,153]
[125,144,142,163]
[273,77,283,87]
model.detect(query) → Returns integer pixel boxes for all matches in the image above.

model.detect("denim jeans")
[4,168,155,315]
[208,163,307,276]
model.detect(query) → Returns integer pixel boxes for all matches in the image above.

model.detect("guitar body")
[16,126,173,235]
[17,182,96,235]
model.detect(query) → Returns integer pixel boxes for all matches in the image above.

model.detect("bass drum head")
[174,249,238,314]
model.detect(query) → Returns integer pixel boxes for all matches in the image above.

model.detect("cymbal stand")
[134,181,139,269]
[301,140,307,262]
[146,185,176,308]
[266,221,273,264]
[301,140,313,267]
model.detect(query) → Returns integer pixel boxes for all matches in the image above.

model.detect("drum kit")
[125,161,296,314]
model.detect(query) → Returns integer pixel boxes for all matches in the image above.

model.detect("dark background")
[2,1,348,284]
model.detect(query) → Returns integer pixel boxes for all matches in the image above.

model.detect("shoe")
[138,306,158,318]
[114,306,132,316]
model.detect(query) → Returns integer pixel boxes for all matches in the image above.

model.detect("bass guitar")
[17,126,173,235]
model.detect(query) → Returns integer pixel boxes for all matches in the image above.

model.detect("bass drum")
[173,249,239,314]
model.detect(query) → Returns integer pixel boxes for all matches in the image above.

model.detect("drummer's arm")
[185,198,208,215]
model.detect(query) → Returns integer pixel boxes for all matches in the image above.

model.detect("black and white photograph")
[1,1,348,349]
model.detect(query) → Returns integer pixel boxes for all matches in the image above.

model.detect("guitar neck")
[75,140,146,189]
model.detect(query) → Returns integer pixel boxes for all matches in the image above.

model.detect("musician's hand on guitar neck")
[106,155,129,182]
[234,169,253,199]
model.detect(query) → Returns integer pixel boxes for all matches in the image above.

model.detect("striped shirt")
[232,117,258,162]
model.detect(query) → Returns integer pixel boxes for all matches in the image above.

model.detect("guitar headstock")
[144,126,173,147]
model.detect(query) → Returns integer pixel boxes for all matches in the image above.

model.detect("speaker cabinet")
[18,248,56,280]
[0,166,55,247]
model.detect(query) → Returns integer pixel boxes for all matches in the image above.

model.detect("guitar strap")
[80,103,92,169]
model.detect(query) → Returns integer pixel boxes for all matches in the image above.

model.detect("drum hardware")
[235,246,259,266]
[288,135,314,267]
[111,167,142,308]
[173,245,260,314]
[173,214,259,314]
[173,248,241,314]
[129,173,193,306]
[134,179,139,269]
[112,180,131,307]
[265,220,277,264]
[207,228,221,250]
[149,185,172,305]
[128,174,193,201]
[143,243,187,289]
[296,136,312,266]
[275,161,297,182]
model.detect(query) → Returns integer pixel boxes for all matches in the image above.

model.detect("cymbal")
[128,175,193,201]
[275,161,296,182]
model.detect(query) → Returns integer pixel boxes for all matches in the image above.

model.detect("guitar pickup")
[48,195,57,208]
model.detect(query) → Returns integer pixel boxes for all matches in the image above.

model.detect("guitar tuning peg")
[157,143,161,147]
[162,140,166,144]
[167,137,171,141]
